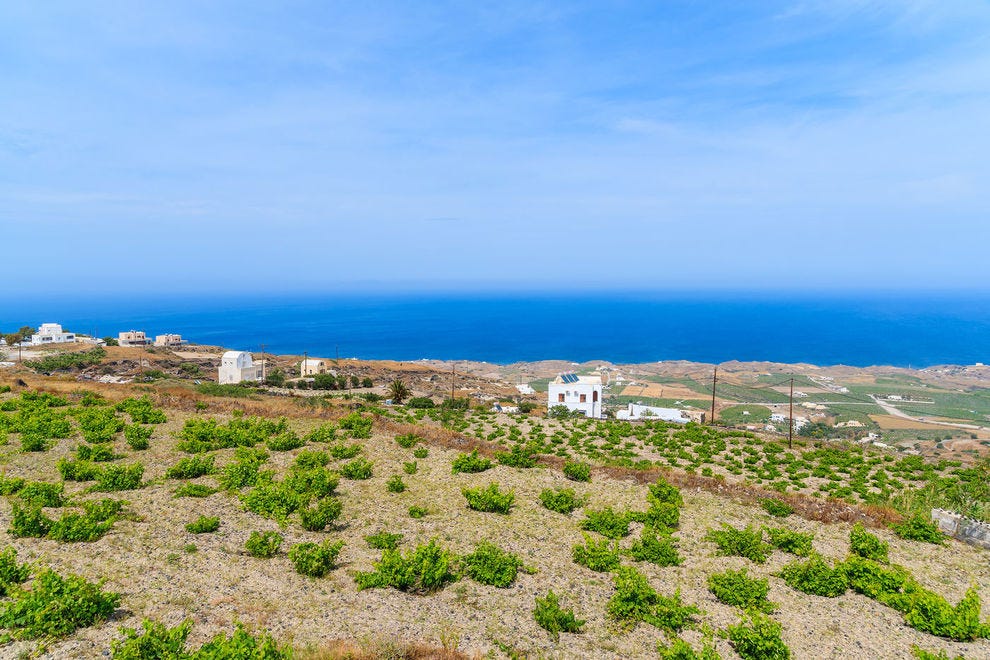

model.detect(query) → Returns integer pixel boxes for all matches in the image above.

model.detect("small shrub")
[632,501,680,532]
[304,424,337,443]
[413,447,429,459]
[328,442,363,459]
[284,466,339,498]
[21,435,49,452]
[338,412,372,438]
[57,458,102,482]
[166,455,216,480]
[628,528,682,567]
[47,511,114,542]
[8,504,51,538]
[17,481,65,508]
[534,590,584,641]
[403,461,418,475]
[572,534,621,572]
[726,612,791,660]
[93,463,144,492]
[111,619,192,659]
[607,567,700,633]
[77,443,118,462]
[581,507,630,539]
[185,515,220,534]
[539,487,584,514]
[451,450,492,474]
[891,515,946,545]
[0,569,120,639]
[460,541,526,588]
[386,475,406,493]
[299,497,343,531]
[563,460,591,482]
[0,547,31,596]
[911,647,966,660]
[294,450,330,469]
[705,525,771,563]
[902,586,987,642]
[340,457,374,480]
[265,431,304,452]
[842,556,913,605]
[123,425,152,450]
[80,498,123,521]
[463,482,514,514]
[408,505,428,518]
[708,568,775,612]
[288,540,344,577]
[241,482,307,523]
[495,445,538,468]
[355,539,457,593]
[648,478,684,507]
[765,527,814,557]
[366,531,403,550]
[761,499,793,517]
[245,531,283,558]
[396,433,420,448]
[195,623,289,658]
[657,637,721,660]
[174,483,216,498]
[218,450,269,490]
[850,522,889,562]
[779,555,848,597]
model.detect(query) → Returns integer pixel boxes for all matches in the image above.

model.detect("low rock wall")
[931,508,990,550]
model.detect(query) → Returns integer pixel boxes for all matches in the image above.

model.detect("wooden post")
[788,378,794,449]
[710,367,717,425]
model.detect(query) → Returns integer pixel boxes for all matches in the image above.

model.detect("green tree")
[389,380,410,404]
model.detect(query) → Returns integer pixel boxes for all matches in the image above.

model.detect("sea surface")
[4,292,990,367]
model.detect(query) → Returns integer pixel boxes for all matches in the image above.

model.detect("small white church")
[218,351,264,384]
[548,373,604,418]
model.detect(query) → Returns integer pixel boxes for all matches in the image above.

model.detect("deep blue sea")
[4,293,990,367]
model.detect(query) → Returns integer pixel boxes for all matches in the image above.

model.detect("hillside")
[0,375,987,659]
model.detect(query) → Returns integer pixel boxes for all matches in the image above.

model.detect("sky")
[2,1,990,294]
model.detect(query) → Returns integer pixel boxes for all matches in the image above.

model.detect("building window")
[558,393,565,402]
[580,394,587,403]
[593,391,599,402]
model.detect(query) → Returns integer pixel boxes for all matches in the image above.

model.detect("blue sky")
[2,1,989,293]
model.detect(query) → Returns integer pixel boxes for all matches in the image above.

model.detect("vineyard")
[0,382,987,658]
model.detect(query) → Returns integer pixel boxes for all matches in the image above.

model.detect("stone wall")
[931,508,990,550]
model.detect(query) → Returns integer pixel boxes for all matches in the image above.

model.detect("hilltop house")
[154,334,185,348]
[118,330,152,346]
[548,373,603,418]
[219,351,264,384]
[27,323,76,346]
[300,358,332,376]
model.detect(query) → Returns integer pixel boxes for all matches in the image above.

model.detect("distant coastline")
[5,292,990,368]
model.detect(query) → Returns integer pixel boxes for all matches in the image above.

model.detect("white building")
[154,334,185,347]
[218,351,264,384]
[548,373,603,418]
[27,323,76,345]
[515,383,535,395]
[615,403,691,424]
[300,358,331,376]
[118,330,152,346]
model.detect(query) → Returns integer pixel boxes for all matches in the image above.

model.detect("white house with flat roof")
[27,323,75,346]
[548,373,603,418]
[219,351,264,384]
[615,403,691,424]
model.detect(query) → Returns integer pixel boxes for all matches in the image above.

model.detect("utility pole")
[335,345,339,366]
[788,378,794,450]
[710,366,718,425]
[303,351,307,379]
[260,343,266,382]
[450,362,456,401]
